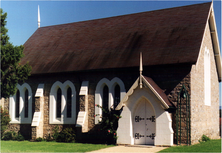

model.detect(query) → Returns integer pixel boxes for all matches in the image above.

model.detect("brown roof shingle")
[143,76,173,107]
[21,2,212,74]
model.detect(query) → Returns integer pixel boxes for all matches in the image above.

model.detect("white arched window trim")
[95,77,126,124]
[49,80,76,124]
[9,83,32,124]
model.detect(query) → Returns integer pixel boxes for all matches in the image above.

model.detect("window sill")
[49,118,75,124]
[10,120,20,124]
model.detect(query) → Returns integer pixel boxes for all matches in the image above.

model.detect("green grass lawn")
[159,139,221,152]
[1,140,115,152]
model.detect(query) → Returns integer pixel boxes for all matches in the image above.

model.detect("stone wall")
[79,95,85,111]
[167,74,191,144]
[26,70,139,138]
[7,124,32,140]
[88,94,95,131]
[4,61,209,144]
[190,23,220,144]
[3,97,9,111]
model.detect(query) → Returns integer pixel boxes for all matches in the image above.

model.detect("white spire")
[139,52,143,88]
[38,5,40,28]
[140,52,143,72]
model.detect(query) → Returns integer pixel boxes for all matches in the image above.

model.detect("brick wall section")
[190,23,220,144]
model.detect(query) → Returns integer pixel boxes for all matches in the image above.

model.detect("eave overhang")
[208,2,222,82]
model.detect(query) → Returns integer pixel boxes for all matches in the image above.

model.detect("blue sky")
[1,0,222,105]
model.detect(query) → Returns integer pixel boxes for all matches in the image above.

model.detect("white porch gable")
[116,76,174,146]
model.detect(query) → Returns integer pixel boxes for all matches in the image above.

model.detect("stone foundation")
[7,124,31,140]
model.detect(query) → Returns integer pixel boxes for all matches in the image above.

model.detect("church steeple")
[38,5,40,28]
[139,52,143,88]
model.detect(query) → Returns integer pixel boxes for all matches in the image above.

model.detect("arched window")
[95,77,126,124]
[204,47,211,106]
[103,85,109,113]
[24,89,29,118]
[56,88,62,118]
[67,87,72,118]
[15,90,20,118]
[9,83,32,124]
[49,80,76,124]
[114,84,120,109]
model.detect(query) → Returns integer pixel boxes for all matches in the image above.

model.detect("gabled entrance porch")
[116,76,174,146]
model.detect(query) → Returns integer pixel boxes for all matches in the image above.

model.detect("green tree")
[1,9,32,98]
[1,106,11,138]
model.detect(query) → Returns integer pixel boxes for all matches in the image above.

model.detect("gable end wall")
[190,22,220,144]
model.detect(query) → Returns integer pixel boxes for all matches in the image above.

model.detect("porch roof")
[115,75,173,110]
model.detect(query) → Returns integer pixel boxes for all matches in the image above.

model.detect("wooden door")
[133,99,155,145]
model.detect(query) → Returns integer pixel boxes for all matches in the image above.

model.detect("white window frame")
[9,83,32,124]
[49,80,76,124]
[204,47,211,106]
[95,77,126,124]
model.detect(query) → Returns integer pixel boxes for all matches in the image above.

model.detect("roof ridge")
[40,2,212,29]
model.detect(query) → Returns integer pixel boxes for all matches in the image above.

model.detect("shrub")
[16,133,25,141]
[201,135,210,142]
[36,137,43,142]
[2,131,25,141]
[1,106,11,138]
[2,131,13,140]
[46,134,53,142]
[52,125,59,141]
[95,104,121,144]
[53,127,75,143]
[59,127,75,142]
[11,131,17,140]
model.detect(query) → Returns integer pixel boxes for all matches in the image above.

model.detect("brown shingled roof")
[142,76,173,107]
[21,2,212,74]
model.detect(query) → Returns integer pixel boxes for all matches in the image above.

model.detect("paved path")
[88,145,168,153]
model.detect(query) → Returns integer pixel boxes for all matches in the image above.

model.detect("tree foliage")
[1,106,11,137]
[95,104,121,144]
[1,9,32,98]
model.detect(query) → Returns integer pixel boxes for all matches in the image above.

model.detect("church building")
[3,2,221,146]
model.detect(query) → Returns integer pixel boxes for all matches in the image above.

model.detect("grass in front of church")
[159,139,221,152]
[1,140,115,152]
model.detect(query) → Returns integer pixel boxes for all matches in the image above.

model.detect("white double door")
[133,99,155,145]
